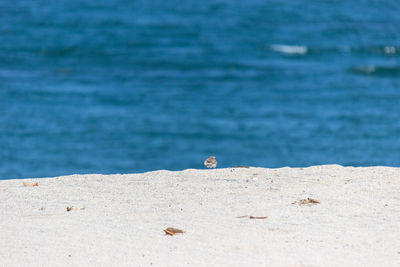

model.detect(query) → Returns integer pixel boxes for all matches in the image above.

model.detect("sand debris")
[22,181,38,187]
[292,198,320,206]
[237,215,268,219]
[164,227,184,236]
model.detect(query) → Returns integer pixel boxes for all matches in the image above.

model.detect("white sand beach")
[1,165,399,266]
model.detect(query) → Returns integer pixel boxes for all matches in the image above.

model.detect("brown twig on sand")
[164,227,184,236]
[66,206,73,212]
[23,181,38,187]
[249,216,268,219]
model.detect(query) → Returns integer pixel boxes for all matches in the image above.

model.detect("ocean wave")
[268,44,308,55]
[267,44,399,56]
[383,46,397,54]
[0,69,40,79]
[349,65,400,76]
[350,45,399,56]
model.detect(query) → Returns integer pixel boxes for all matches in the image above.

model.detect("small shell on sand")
[22,181,38,187]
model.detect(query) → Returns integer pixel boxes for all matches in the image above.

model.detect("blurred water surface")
[1,0,400,178]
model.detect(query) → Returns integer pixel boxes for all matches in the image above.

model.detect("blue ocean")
[1,1,400,179]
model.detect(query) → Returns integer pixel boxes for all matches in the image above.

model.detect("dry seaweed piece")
[300,198,320,205]
[236,215,248,218]
[23,181,38,187]
[66,206,73,212]
[164,227,184,236]
[249,216,268,219]
[293,198,320,205]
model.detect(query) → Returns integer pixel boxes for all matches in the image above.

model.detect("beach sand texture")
[1,165,399,266]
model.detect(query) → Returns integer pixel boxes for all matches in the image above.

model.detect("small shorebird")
[204,156,217,168]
